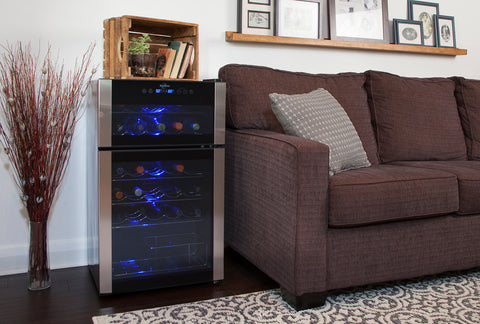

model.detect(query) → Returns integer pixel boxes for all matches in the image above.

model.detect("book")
[177,43,194,79]
[168,41,188,78]
[156,48,175,78]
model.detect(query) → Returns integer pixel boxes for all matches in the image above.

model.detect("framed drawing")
[408,0,439,47]
[276,0,321,39]
[238,0,275,36]
[328,0,389,43]
[435,15,456,48]
[393,19,424,46]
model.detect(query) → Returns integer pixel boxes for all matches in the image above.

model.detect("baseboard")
[0,237,88,275]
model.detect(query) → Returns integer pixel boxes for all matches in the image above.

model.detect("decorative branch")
[0,43,96,222]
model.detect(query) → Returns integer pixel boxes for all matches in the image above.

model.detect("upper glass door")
[97,80,225,148]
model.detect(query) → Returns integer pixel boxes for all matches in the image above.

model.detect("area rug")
[92,271,480,323]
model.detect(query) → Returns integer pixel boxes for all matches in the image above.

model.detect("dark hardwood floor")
[0,248,278,324]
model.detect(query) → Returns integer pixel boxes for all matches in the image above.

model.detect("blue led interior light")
[146,168,167,177]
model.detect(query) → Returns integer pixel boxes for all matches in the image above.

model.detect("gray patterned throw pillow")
[269,88,370,175]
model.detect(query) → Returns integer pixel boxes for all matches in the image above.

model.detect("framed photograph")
[393,19,424,46]
[276,0,321,39]
[238,0,275,36]
[435,15,456,48]
[408,0,439,47]
[328,0,389,43]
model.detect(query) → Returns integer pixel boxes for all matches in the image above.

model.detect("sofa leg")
[280,287,327,311]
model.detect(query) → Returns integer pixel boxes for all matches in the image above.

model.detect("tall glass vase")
[28,220,51,290]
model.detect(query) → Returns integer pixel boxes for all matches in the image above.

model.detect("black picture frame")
[408,0,439,47]
[435,15,456,48]
[238,0,275,35]
[393,19,424,46]
[249,0,271,4]
[328,0,389,43]
[248,10,271,29]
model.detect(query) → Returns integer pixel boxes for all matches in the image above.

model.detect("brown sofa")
[218,64,480,310]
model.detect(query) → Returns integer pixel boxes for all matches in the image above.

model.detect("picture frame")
[238,0,275,36]
[408,0,439,47]
[393,19,424,46]
[435,15,456,48]
[328,0,389,43]
[276,0,321,39]
[317,0,329,39]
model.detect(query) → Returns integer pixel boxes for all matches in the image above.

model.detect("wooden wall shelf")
[225,31,467,56]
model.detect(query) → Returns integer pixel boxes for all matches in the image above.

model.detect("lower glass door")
[101,148,214,293]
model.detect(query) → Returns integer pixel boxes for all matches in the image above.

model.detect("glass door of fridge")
[97,79,225,149]
[98,148,218,293]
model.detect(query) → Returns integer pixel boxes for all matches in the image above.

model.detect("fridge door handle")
[213,148,225,281]
[98,150,113,293]
[98,79,112,148]
[214,83,226,146]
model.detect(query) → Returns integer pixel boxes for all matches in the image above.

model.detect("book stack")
[155,41,194,79]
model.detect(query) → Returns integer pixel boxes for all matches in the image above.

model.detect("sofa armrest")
[225,128,330,296]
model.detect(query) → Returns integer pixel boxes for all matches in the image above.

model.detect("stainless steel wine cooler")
[87,79,225,294]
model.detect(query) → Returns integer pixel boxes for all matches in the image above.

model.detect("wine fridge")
[87,79,225,294]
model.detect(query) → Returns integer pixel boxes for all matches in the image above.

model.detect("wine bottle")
[132,117,147,135]
[136,165,145,175]
[149,116,166,135]
[133,187,143,198]
[173,122,183,131]
[115,167,125,177]
[115,123,126,135]
[191,123,200,131]
[156,122,166,132]
[171,206,183,218]
[114,188,124,200]
[174,164,185,173]
[193,208,202,217]
[187,185,201,196]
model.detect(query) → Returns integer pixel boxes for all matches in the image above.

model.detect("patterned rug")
[92,271,480,323]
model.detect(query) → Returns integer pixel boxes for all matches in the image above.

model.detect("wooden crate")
[103,15,199,80]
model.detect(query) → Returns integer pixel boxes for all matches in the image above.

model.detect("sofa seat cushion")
[329,165,459,227]
[365,70,467,163]
[453,77,480,160]
[219,64,380,165]
[391,161,480,215]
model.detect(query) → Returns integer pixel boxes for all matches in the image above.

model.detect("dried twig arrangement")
[0,43,96,222]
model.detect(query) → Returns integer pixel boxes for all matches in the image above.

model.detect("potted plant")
[129,33,157,77]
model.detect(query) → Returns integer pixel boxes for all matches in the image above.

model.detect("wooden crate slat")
[103,20,111,78]
[120,16,130,78]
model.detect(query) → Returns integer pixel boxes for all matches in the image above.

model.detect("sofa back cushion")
[453,77,480,160]
[218,64,379,165]
[365,70,467,163]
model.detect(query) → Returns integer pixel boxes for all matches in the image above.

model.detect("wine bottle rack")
[112,104,209,137]
[111,160,209,229]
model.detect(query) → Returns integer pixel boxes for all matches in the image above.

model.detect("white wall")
[1,0,479,275]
